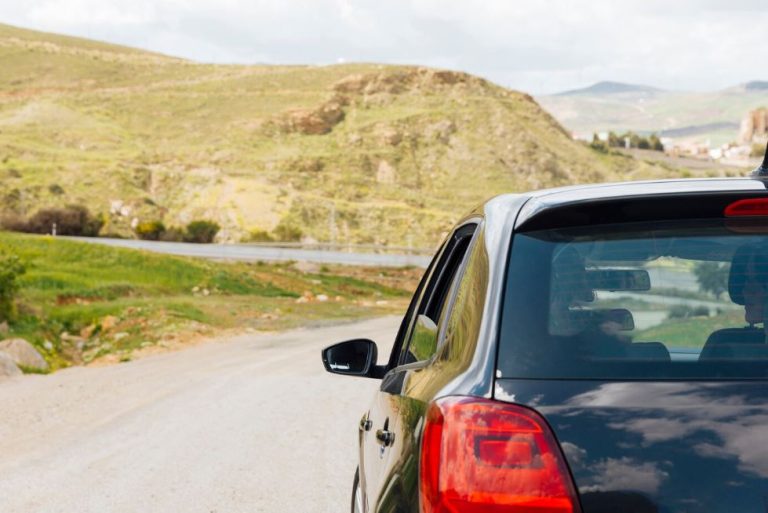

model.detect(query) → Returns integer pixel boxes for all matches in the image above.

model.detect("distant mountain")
[555,81,662,96]
[539,79,768,147]
[743,81,768,91]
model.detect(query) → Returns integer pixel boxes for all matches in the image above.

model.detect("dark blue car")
[323,170,768,513]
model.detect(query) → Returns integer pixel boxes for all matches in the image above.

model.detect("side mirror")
[321,339,378,377]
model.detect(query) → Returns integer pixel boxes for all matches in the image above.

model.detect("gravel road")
[0,316,400,513]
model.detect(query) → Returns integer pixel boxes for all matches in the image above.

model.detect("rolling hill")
[0,23,696,246]
[539,81,768,147]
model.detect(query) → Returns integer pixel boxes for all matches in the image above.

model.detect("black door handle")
[375,429,395,447]
[359,418,372,432]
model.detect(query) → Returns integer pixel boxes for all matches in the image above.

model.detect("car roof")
[480,177,768,231]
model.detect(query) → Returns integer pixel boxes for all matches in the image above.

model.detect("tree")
[693,261,729,299]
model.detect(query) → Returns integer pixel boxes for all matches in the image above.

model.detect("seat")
[699,327,765,360]
[699,244,768,361]
[627,342,671,361]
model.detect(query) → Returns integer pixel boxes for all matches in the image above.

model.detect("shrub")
[184,220,220,243]
[0,250,25,322]
[22,205,103,236]
[668,305,694,319]
[244,229,275,243]
[272,220,303,242]
[48,184,65,195]
[135,220,166,241]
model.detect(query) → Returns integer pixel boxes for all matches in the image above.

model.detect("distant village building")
[739,107,768,144]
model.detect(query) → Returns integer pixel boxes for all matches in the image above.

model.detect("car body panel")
[495,378,768,513]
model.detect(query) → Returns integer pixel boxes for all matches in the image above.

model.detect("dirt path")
[0,316,400,513]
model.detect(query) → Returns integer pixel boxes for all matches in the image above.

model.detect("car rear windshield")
[498,219,768,379]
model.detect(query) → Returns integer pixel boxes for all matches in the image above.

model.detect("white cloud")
[0,0,766,94]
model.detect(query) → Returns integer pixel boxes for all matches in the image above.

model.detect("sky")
[1,0,767,95]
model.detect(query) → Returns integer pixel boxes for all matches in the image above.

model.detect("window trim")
[396,220,479,367]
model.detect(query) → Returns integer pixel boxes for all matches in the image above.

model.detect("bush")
[135,220,166,241]
[184,220,220,243]
[668,305,694,319]
[0,250,25,322]
[272,220,303,242]
[667,304,709,320]
[244,229,275,243]
[12,205,104,236]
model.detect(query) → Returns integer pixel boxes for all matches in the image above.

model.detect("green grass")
[0,232,415,370]
[635,310,746,348]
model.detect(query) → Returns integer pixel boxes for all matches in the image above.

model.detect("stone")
[376,160,397,184]
[100,315,119,331]
[0,351,21,378]
[80,324,97,339]
[317,294,329,302]
[0,338,49,371]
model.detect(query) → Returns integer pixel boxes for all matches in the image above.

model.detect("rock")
[293,261,320,273]
[0,338,49,371]
[317,294,329,302]
[113,332,129,341]
[43,340,54,351]
[80,324,97,339]
[100,315,119,331]
[0,351,21,378]
[378,127,402,146]
[376,160,397,184]
[280,100,346,135]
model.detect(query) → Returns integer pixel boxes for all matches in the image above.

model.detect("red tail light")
[420,397,581,513]
[725,198,768,217]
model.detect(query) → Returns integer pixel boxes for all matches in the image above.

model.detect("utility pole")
[52,222,57,237]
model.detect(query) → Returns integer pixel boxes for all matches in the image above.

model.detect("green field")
[0,232,416,370]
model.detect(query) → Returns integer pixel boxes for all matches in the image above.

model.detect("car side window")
[385,241,446,370]
[399,223,477,365]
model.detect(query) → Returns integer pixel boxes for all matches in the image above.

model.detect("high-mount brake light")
[724,198,768,217]
[420,396,581,513]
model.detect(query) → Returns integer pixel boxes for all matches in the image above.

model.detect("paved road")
[0,317,400,513]
[66,237,432,268]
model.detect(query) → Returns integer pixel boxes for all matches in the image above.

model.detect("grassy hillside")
[0,231,416,370]
[0,23,696,247]
[539,85,768,147]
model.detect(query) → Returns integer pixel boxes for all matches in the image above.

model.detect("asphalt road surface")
[0,316,400,513]
[67,237,432,268]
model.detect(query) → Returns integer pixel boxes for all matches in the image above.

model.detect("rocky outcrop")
[739,108,768,144]
[332,67,481,97]
[0,351,22,378]
[275,98,346,135]
[0,338,49,371]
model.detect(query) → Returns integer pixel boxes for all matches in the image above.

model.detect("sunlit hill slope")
[0,23,680,246]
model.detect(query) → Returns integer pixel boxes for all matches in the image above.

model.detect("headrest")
[728,244,768,305]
